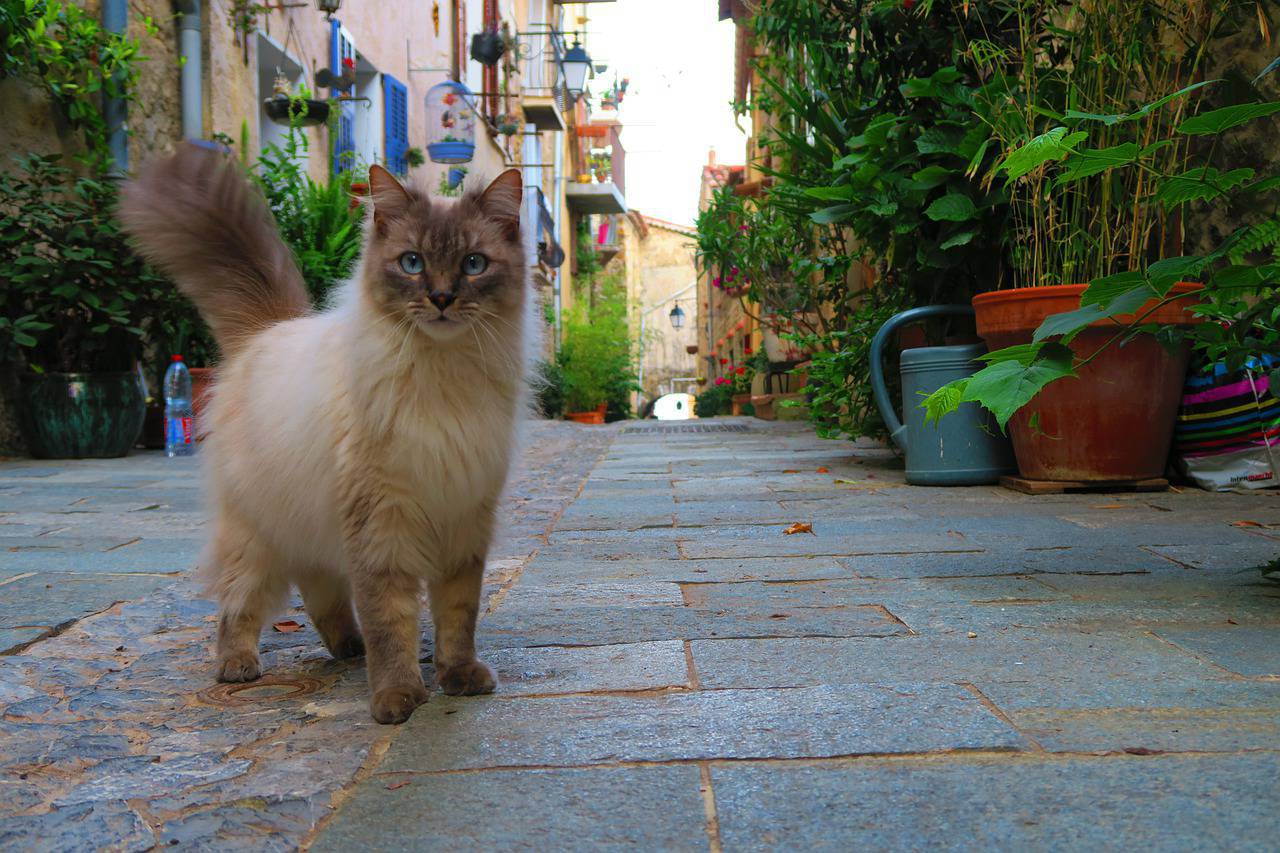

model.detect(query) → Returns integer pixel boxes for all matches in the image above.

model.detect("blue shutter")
[329,19,355,175]
[382,74,409,175]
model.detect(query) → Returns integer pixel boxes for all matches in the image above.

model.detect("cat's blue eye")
[461,253,489,276]
[398,252,425,275]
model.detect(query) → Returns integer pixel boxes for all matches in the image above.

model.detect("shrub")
[695,383,733,418]
[558,273,638,418]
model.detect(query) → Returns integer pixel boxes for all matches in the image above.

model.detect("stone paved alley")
[2,418,1280,850]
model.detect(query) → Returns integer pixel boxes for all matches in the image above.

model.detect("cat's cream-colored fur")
[121,143,533,723]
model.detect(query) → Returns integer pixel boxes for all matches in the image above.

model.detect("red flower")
[903,0,915,7]
[736,367,746,375]
[719,358,728,365]
[343,57,356,69]
[744,347,753,355]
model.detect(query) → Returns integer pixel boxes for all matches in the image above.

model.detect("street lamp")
[316,0,341,19]
[668,303,686,330]
[561,40,592,102]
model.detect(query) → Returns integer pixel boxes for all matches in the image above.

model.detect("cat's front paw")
[370,683,430,724]
[437,660,496,696]
[216,651,261,683]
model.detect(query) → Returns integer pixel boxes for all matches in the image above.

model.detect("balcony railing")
[517,28,566,108]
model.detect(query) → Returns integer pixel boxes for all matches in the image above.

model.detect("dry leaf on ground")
[783,522,814,536]
[272,620,302,633]
[386,780,412,790]
[1232,520,1264,528]
[782,469,801,474]
[816,466,830,473]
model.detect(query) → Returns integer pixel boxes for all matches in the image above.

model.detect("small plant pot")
[566,410,606,424]
[263,96,330,127]
[686,344,699,355]
[731,393,752,416]
[973,282,1201,482]
[17,371,146,459]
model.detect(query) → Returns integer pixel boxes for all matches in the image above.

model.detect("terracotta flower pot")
[566,410,605,424]
[973,282,1201,482]
[731,393,752,416]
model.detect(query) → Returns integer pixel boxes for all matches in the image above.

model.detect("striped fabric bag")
[1174,355,1280,491]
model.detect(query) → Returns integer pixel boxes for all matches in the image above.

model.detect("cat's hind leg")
[296,571,364,660]
[209,514,288,683]
[428,554,496,696]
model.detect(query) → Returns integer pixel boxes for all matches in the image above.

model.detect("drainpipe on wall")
[174,0,203,141]
[102,0,128,173]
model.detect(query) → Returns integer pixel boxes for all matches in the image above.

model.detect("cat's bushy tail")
[120,141,310,357]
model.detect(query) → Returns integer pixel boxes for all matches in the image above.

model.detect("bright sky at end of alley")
[584,0,746,226]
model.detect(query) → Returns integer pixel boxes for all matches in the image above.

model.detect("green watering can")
[869,305,1017,486]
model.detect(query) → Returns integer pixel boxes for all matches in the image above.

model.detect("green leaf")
[1080,271,1144,306]
[1126,80,1220,122]
[1056,143,1139,184]
[924,193,977,222]
[999,128,1088,181]
[804,185,854,201]
[1035,284,1159,343]
[867,196,898,216]
[13,332,37,347]
[939,229,978,250]
[1146,256,1206,294]
[916,126,967,156]
[1063,109,1126,126]
[959,356,1076,428]
[1178,101,1280,135]
[921,379,967,425]
[911,165,952,190]
[1157,167,1254,205]
[810,204,856,225]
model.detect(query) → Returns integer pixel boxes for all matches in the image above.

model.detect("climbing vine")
[0,1,156,161]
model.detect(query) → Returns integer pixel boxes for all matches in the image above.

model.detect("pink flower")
[730,266,740,275]
[715,377,730,386]
[712,276,721,287]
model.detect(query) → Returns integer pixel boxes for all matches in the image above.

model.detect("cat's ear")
[368,164,413,237]
[478,169,523,239]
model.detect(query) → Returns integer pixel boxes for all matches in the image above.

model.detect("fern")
[1228,218,1280,264]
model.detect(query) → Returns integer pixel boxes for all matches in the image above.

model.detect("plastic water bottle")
[164,355,195,457]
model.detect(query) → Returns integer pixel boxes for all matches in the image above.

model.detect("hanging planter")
[263,94,331,127]
[470,29,509,66]
[426,81,477,164]
[496,113,521,136]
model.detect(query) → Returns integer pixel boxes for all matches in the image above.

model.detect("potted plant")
[496,114,521,136]
[924,2,1277,482]
[263,78,330,127]
[0,156,174,457]
[559,273,637,424]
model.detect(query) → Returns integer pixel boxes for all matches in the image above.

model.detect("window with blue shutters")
[382,74,409,175]
[329,19,357,175]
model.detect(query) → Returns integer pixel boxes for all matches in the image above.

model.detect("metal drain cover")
[198,675,328,707]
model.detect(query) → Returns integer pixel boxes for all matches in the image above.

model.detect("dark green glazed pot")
[16,371,146,459]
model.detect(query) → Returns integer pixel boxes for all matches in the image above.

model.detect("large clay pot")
[973,283,1200,482]
[16,371,146,459]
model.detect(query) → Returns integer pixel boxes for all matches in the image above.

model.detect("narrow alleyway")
[3,419,1280,849]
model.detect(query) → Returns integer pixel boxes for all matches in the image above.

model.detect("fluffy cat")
[120,143,531,724]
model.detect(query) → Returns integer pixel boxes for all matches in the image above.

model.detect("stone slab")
[313,767,708,853]
[520,556,854,584]
[487,641,689,695]
[380,684,1027,772]
[1155,627,1280,676]
[689,630,1221,690]
[712,754,1280,851]
[0,573,174,630]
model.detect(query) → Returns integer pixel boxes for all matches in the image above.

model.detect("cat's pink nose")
[428,291,456,311]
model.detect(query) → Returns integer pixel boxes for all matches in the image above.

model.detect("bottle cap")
[171,354,184,362]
